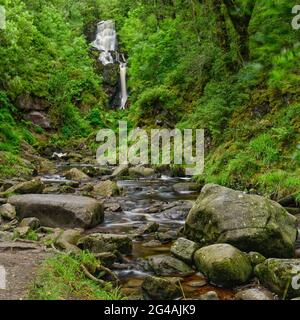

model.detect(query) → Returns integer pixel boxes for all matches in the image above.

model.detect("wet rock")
[20,217,40,230]
[64,168,89,181]
[77,233,132,255]
[199,291,219,300]
[186,279,207,288]
[93,180,119,197]
[0,203,16,220]
[235,287,275,300]
[43,185,61,194]
[248,251,266,267]
[94,252,117,267]
[104,202,122,212]
[254,259,300,299]
[24,111,51,129]
[9,194,103,229]
[142,240,162,247]
[111,165,129,178]
[82,166,111,177]
[194,244,253,288]
[0,179,44,197]
[173,182,201,193]
[184,184,297,258]
[60,185,76,194]
[142,276,181,300]
[170,237,200,265]
[80,184,94,193]
[135,222,159,235]
[129,166,155,177]
[156,230,178,244]
[148,255,195,277]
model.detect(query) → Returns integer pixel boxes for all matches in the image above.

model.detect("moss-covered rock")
[128,166,155,177]
[0,179,44,197]
[93,180,119,197]
[64,168,89,181]
[77,233,132,255]
[194,243,253,288]
[170,237,200,264]
[148,254,195,277]
[184,184,297,258]
[248,251,266,267]
[142,276,181,300]
[254,259,300,299]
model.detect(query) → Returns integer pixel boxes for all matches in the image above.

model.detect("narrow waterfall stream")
[92,20,128,109]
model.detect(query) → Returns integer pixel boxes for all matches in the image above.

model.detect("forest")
[0,0,299,301]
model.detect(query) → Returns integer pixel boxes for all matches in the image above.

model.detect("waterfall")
[120,62,128,110]
[92,20,128,109]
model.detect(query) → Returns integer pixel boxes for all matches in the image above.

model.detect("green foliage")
[29,251,124,300]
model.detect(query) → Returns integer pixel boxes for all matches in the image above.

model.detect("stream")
[43,163,234,299]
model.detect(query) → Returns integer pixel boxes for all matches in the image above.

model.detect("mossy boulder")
[0,203,16,220]
[64,168,89,181]
[128,166,155,177]
[0,179,44,197]
[142,276,181,300]
[93,180,119,197]
[170,237,200,264]
[184,184,297,258]
[194,243,253,288]
[77,233,132,255]
[148,255,195,277]
[254,259,300,299]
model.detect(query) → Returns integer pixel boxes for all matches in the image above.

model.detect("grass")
[28,251,124,300]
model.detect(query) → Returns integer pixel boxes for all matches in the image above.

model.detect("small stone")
[199,291,219,300]
[235,287,275,300]
[0,203,16,220]
[20,217,40,230]
[135,222,159,235]
[171,237,200,264]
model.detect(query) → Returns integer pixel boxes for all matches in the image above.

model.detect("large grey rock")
[254,259,300,299]
[19,217,40,230]
[148,255,194,277]
[194,244,253,288]
[77,233,132,255]
[24,111,51,129]
[142,276,181,300]
[8,194,103,229]
[170,237,200,264]
[184,184,297,258]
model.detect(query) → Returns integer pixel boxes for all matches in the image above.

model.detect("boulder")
[194,244,253,288]
[64,168,89,181]
[170,237,200,264]
[234,287,275,300]
[9,194,103,229]
[93,180,119,197]
[20,217,40,230]
[111,165,129,178]
[142,276,181,300]
[184,184,297,258]
[129,166,155,177]
[254,259,300,299]
[77,233,132,255]
[148,255,194,277]
[24,111,51,129]
[14,226,31,239]
[173,182,201,193]
[0,203,16,220]
[17,94,49,111]
[248,251,266,267]
[0,179,44,197]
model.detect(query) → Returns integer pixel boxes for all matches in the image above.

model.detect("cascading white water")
[120,62,128,110]
[92,20,117,65]
[92,20,128,109]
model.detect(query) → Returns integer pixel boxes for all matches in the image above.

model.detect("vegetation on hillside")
[0,0,299,198]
